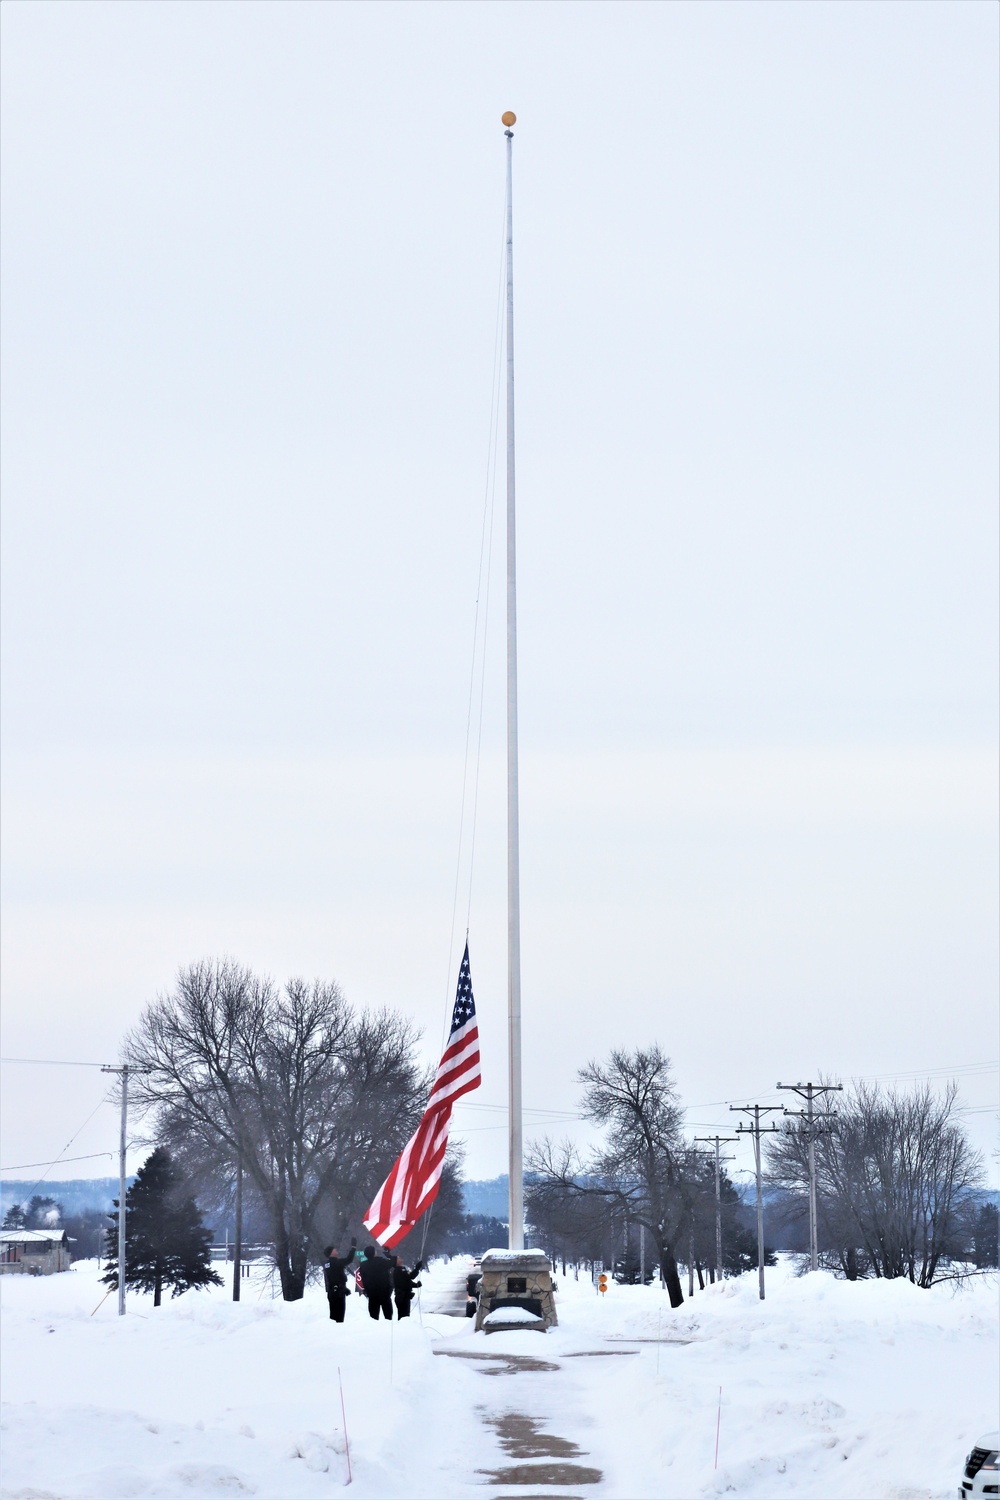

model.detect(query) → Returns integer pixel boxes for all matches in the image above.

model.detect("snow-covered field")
[1,1256,995,1499]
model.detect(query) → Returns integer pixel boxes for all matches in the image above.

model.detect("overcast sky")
[2,1,997,1193]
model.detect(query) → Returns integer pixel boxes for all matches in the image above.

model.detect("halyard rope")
[439,202,507,1055]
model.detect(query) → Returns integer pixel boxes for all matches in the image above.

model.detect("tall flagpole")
[502,111,524,1252]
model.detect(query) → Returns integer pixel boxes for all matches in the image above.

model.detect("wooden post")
[232,1149,243,1302]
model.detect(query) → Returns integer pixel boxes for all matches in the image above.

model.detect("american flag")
[363,943,481,1248]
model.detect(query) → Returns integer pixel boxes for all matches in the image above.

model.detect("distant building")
[0,1229,72,1275]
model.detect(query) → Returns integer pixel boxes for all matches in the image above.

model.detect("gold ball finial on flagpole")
[501,111,516,127]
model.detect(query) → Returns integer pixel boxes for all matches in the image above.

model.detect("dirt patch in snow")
[484,1412,581,1459]
[433,1348,560,1375]
[480,1460,603,1486]
[478,1411,603,1488]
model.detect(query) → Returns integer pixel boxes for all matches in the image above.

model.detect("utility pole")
[100,1062,148,1316]
[694,1135,738,1284]
[777,1081,842,1272]
[639,1221,645,1286]
[232,1147,243,1302]
[730,1104,782,1300]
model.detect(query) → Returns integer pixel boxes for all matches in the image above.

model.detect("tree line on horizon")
[525,1047,995,1300]
[2,1194,111,1263]
[17,956,991,1306]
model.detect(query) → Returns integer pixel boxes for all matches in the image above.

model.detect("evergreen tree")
[717,1174,777,1273]
[722,1220,778,1274]
[972,1203,999,1269]
[102,1147,221,1306]
[25,1195,62,1228]
[2,1202,26,1229]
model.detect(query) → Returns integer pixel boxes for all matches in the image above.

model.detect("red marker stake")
[338,1366,353,1486]
[714,1385,722,1469]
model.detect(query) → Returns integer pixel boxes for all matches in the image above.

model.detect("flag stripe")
[435,1023,478,1071]
[428,1043,480,1105]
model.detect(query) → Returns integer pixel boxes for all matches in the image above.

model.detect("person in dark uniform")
[390,1256,424,1319]
[357,1245,393,1320]
[323,1241,358,1323]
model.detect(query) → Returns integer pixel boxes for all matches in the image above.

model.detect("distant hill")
[8,1174,994,1230]
[460,1176,510,1218]
[3,1175,511,1223]
[1,1177,131,1219]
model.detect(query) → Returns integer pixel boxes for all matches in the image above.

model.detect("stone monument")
[474,1248,558,1332]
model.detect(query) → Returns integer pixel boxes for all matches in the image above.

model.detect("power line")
[1,1056,110,1068]
[685,1062,998,1112]
[456,1102,583,1116]
[0,1151,114,1172]
[854,1062,999,1081]
[453,1117,580,1133]
[0,1092,113,1203]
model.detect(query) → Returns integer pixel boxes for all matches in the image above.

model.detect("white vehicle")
[960,1432,1000,1498]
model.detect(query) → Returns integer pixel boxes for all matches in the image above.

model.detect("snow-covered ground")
[1,1256,995,1499]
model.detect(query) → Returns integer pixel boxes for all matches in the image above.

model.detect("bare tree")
[528,1046,691,1307]
[124,960,427,1300]
[767,1079,983,1287]
[527,1148,623,1270]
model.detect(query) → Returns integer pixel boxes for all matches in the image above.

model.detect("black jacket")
[324,1250,357,1294]
[392,1260,424,1299]
[357,1253,392,1295]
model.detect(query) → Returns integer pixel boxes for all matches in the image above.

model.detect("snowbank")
[0,1255,995,1497]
